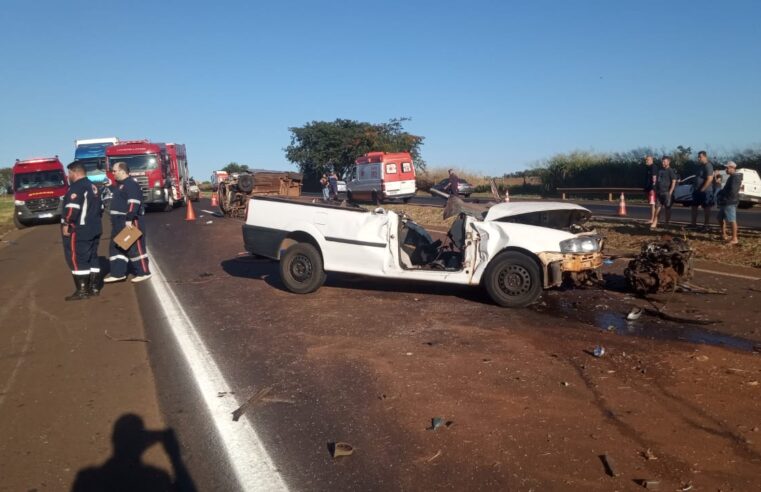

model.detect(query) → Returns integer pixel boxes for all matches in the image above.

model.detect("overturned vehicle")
[218,170,303,218]
[242,196,603,307]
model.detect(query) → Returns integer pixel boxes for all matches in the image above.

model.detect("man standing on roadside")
[103,161,151,283]
[644,155,658,225]
[444,169,459,196]
[716,161,742,245]
[651,156,678,229]
[328,170,339,200]
[61,162,102,300]
[690,150,714,230]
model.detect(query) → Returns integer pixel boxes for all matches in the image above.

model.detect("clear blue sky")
[1,0,759,179]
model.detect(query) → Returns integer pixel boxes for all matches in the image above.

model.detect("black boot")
[65,275,90,301]
[89,271,102,296]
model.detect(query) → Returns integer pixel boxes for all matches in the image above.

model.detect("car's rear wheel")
[484,251,542,308]
[280,242,326,294]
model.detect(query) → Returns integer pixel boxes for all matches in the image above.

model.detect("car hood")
[485,201,591,222]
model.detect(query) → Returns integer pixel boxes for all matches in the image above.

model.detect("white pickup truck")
[242,196,603,307]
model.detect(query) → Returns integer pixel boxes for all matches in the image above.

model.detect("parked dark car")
[431,178,475,197]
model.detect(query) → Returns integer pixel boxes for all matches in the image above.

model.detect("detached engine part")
[624,237,693,295]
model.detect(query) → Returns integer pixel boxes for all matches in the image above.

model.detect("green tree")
[0,167,11,192]
[222,162,249,173]
[284,118,425,185]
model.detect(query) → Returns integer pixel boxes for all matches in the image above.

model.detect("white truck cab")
[242,196,603,307]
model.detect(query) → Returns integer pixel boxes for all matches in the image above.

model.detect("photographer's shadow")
[71,413,196,492]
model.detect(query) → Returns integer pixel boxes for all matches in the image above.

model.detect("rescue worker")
[61,161,103,301]
[103,161,152,283]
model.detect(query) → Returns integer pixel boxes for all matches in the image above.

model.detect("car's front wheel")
[280,242,326,294]
[484,251,542,308]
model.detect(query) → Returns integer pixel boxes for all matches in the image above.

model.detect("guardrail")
[556,187,644,201]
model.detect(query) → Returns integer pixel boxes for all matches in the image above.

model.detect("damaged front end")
[624,237,694,295]
[538,250,604,288]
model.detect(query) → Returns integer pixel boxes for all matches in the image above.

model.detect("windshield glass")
[14,170,66,191]
[76,158,107,174]
[109,154,159,171]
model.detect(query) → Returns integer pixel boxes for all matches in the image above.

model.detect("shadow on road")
[220,256,491,305]
[71,413,196,492]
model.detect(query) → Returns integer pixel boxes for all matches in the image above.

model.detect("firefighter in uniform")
[103,161,152,283]
[61,162,103,300]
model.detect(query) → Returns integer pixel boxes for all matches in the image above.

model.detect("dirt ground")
[0,223,180,491]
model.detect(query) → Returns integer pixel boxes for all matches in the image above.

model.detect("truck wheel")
[372,191,382,205]
[484,251,542,308]
[13,215,28,229]
[280,242,326,294]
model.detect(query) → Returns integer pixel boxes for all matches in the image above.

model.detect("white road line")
[147,253,289,492]
[693,268,761,281]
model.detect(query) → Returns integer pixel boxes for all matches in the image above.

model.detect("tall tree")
[284,118,425,185]
[222,162,249,173]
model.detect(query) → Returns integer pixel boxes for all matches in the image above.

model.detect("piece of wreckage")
[218,170,303,218]
[624,236,694,295]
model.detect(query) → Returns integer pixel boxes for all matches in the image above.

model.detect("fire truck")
[11,156,68,228]
[105,140,189,211]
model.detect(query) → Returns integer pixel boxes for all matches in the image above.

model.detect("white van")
[346,152,417,204]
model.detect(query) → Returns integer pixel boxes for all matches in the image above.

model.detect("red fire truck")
[106,140,189,211]
[11,156,68,228]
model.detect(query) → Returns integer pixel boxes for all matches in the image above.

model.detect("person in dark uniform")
[61,162,103,301]
[103,161,152,283]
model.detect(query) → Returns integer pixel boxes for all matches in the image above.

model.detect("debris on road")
[426,449,442,463]
[636,479,660,489]
[641,448,658,461]
[624,237,693,295]
[599,453,619,477]
[328,441,354,459]
[231,386,272,421]
[626,307,643,320]
[205,220,213,224]
[104,330,150,343]
[429,417,453,430]
[593,345,606,357]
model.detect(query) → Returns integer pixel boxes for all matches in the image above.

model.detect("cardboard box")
[113,226,142,250]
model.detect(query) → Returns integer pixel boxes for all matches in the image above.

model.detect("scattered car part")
[624,237,694,295]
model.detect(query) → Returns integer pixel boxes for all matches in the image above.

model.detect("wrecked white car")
[242,196,603,307]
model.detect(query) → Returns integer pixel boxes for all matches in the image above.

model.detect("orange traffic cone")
[503,188,510,203]
[618,192,627,216]
[185,198,197,221]
[211,192,219,207]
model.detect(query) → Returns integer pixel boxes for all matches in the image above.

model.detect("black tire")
[372,191,382,206]
[483,251,542,308]
[13,214,28,229]
[237,174,254,194]
[402,197,411,204]
[280,242,326,294]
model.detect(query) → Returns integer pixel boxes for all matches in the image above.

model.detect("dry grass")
[418,166,490,187]
[591,220,761,269]
[0,196,15,238]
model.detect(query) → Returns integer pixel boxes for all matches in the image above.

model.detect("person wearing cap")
[690,150,714,230]
[716,161,742,245]
[651,156,677,229]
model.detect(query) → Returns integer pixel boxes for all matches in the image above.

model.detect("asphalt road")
[134,199,761,491]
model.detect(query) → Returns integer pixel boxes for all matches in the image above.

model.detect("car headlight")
[15,200,25,206]
[560,237,599,253]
